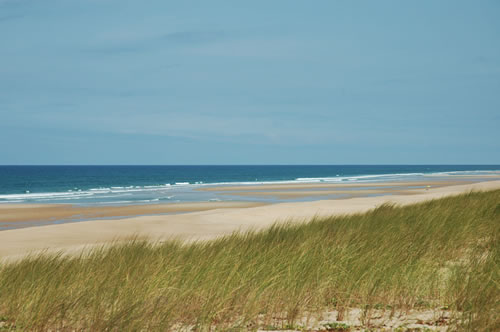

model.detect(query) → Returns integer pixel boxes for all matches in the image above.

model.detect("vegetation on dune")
[0,190,499,331]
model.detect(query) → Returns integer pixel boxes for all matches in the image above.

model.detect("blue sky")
[1,0,499,164]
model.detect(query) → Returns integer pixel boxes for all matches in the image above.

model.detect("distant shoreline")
[2,175,499,230]
[1,165,499,206]
[1,177,499,262]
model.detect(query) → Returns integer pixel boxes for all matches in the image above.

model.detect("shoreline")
[2,177,499,227]
[1,170,499,206]
[0,178,499,261]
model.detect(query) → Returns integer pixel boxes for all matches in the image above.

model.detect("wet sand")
[0,201,265,227]
[196,180,463,191]
[198,178,498,199]
[0,179,499,261]
[212,181,466,199]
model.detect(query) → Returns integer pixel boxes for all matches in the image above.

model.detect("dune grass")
[0,190,499,331]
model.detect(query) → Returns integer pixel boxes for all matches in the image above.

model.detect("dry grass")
[0,190,499,331]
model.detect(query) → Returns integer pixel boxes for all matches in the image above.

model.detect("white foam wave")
[0,191,95,200]
[0,169,498,204]
[191,170,500,188]
[295,172,427,183]
[295,170,500,183]
[89,187,111,192]
[427,170,500,176]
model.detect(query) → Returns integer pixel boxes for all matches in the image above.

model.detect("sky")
[0,0,499,165]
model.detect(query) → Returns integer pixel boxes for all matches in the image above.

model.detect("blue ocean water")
[0,165,499,205]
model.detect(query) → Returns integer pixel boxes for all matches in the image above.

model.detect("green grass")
[0,190,499,331]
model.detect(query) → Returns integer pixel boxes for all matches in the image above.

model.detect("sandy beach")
[3,3,499,328]
[0,201,265,227]
[0,179,483,227]
[1,178,499,261]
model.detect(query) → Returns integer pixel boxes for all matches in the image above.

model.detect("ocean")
[0,165,499,205]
